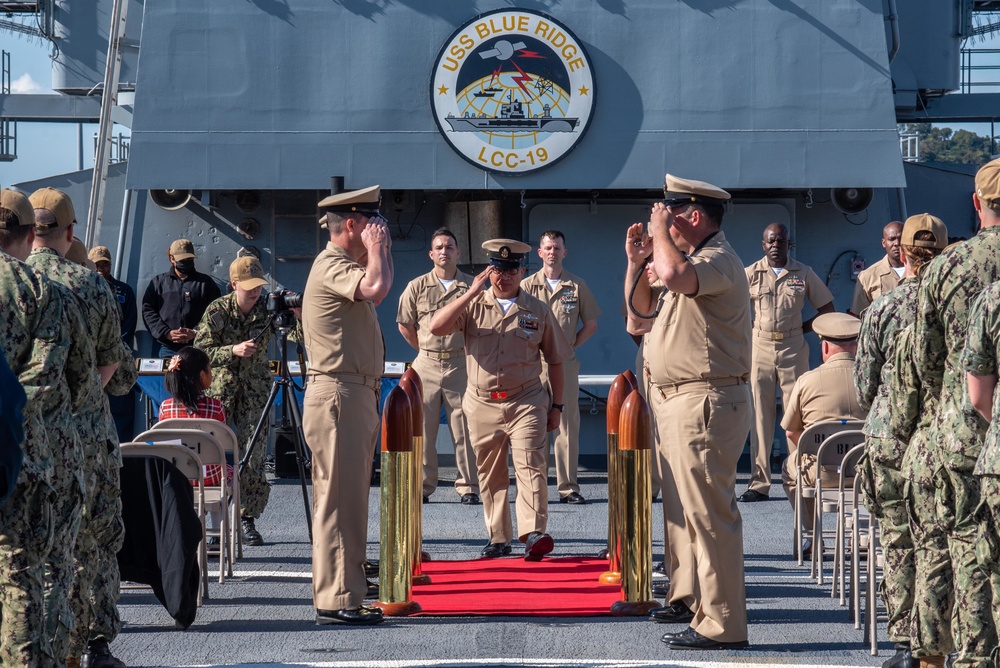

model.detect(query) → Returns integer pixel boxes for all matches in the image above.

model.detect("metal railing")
[961,47,1000,93]
[0,50,16,161]
[92,132,130,164]
[899,133,919,162]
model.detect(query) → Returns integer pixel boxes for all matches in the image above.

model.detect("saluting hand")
[649,201,671,237]
[471,266,493,292]
[361,218,389,251]
[625,222,652,263]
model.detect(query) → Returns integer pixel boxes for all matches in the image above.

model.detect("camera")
[266,290,303,312]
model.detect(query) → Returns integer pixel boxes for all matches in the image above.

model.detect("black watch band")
[551,403,564,411]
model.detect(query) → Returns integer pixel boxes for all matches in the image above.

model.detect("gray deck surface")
[113,465,888,668]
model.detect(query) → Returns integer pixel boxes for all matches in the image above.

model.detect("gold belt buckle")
[771,332,784,341]
[438,351,451,360]
[490,391,508,400]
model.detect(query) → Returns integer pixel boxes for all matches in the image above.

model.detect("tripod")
[240,317,313,538]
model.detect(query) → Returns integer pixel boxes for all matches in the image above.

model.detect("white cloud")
[10,73,44,94]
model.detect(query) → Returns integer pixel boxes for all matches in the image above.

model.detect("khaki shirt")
[745,257,833,334]
[780,352,866,433]
[851,255,902,315]
[302,242,384,379]
[646,231,751,385]
[520,268,601,360]
[452,288,570,392]
[396,269,473,353]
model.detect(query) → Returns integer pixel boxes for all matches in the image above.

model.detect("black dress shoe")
[480,542,512,558]
[422,495,430,504]
[316,605,384,626]
[364,559,379,578]
[524,531,554,561]
[652,579,671,597]
[799,539,813,560]
[649,601,695,624]
[738,489,768,503]
[366,579,378,597]
[559,491,587,505]
[461,493,481,505]
[80,639,126,668]
[665,627,748,650]
[653,561,666,574]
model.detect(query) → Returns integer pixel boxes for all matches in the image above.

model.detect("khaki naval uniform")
[396,269,479,499]
[451,288,570,544]
[302,242,384,611]
[851,254,902,315]
[745,257,833,495]
[646,230,751,643]
[520,268,601,497]
[779,351,866,525]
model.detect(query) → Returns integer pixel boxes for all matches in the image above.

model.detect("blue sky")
[0,33,98,188]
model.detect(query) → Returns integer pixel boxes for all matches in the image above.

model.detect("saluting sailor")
[430,239,571,561]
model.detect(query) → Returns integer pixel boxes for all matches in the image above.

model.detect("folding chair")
[134,428,231,582]
[849,472,874,629]
[151,418,242,563]
[863,512,885,655]
[812,430,866,584]
[792,420,865,566]
[121,442,209,605]
[832,442,866,603]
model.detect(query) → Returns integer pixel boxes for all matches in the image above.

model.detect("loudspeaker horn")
[149,189,194,211]
[830,187,873,215]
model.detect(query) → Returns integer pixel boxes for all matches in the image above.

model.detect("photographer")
[194,256,301,546]
[624,175,751,650]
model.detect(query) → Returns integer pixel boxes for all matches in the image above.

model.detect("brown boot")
[918,657,946,668]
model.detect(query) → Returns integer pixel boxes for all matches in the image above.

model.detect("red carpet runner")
[410,557,622,616]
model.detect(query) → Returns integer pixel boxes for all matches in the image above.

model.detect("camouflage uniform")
[0,252,68,667]
[22,261,89,664]
[961,284,1000,650]
[854,278,917,645]
[195,293,299,520]
[26,247,127,659]
[910,231,1000,665]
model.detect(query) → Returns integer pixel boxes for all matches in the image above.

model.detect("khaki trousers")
[303,376,379,611]
[464,384,549,544]
[747,334,809,494]
[542,358,581,496]
[411,353,478,498]
[651,380,750,643]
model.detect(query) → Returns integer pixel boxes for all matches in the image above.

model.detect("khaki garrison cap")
[976,158,1000,209]
[65,237,95,269]
[229,256,269,290]
[168,239,197,260]
[88,245,112,264]
[901,213,948,250]
[812,312,861,342]
[663,174,731,205]
[30,187,77,229]
[0,189,35,229]
[482,238,530,270]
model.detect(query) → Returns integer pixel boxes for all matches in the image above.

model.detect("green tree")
[899,123,994,165]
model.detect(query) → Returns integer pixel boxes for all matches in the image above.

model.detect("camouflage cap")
[88,245,112,263]
[168,238,197,260]
[813,312,861,342]
[482,238,530,270]
[901,213,948,250]
[975,157,1000,209]
[229,256,269,290]
[29,187,77,229]
[0,189,35,229]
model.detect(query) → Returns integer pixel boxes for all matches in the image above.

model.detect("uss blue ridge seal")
[430,8,596,175]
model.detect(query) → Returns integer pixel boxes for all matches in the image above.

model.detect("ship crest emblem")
[430,8,595,175]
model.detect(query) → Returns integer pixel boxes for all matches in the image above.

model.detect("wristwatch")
[551,403,564,411]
